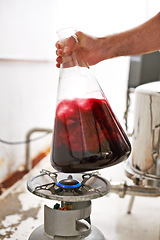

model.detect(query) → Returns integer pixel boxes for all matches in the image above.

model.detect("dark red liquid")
[51,98,131,173]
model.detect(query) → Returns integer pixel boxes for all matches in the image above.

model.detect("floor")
[0,155,160,240]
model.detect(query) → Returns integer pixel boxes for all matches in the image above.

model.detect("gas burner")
[57,175,81,189]
[27,170,110,240]
[27,169,110,202]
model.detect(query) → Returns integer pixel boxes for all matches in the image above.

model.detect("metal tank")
[130,81,160,187]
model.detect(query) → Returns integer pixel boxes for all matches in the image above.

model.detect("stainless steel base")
[28,224,107,240]
[125,159,160,188]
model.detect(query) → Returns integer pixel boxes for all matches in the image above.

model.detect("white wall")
[0,0,56,60]
[0,0,58,181]
[0,0,159,181]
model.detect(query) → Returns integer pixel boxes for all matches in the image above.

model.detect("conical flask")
[51,28,131,173]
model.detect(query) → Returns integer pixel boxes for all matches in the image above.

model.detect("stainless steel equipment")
[27,170,110,240]
[123,81,160,213]
[128,81,160,187]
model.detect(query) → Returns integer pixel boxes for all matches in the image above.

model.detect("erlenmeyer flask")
[51,28,131,173]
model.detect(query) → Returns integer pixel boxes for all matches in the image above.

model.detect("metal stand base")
[27,173,110,240]
[127,196,135,214]
[29,224,107,240]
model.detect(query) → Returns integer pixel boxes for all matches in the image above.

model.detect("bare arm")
[56,12,160,67]
[100,12,160,60]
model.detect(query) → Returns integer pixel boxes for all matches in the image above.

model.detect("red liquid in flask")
[51,98,131,173]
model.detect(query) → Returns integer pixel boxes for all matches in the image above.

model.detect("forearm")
[100,12,160,60]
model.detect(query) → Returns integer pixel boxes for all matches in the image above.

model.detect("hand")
[56,31,103,68]
[56,13,160,67]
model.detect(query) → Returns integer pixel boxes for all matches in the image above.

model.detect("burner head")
[27,170,111,202]
[57,175,81,189]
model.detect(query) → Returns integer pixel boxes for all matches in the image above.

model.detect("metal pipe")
[110,181,160,198]
[127,196,135,214]
[0,58,54,63]
[25,128,52,171]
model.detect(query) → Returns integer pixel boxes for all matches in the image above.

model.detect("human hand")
[56,31,103,68]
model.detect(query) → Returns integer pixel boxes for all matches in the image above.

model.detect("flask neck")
[57,28,88,69]
[61,51,88,69]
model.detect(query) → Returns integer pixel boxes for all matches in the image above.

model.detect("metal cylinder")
[28,201,106,240]
[44,201,91,238]
[131,81,160,186]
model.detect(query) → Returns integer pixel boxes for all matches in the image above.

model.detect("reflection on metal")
[110,180,160,198]
[123,82,160,213]
[131,82,160,182]
[110,159,160,214]
[25,128,52,171]
[125,159,160,188]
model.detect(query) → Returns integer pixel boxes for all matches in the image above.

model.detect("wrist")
[98,35,121,61]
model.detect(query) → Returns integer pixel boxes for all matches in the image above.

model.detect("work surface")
[0,155,160,240]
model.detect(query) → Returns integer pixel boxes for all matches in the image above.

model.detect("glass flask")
[51,28,131,173]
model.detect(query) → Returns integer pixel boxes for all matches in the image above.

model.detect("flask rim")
[56,27,77,41]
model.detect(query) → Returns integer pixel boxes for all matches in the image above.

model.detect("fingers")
[55,32,81,67]
[56,59,61,68]
[56,48,63,57]
[55,41,61,49]
[56,35,77,56]
[56,62,60,68]
[56,56,62,68]
[56,40,64,57]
